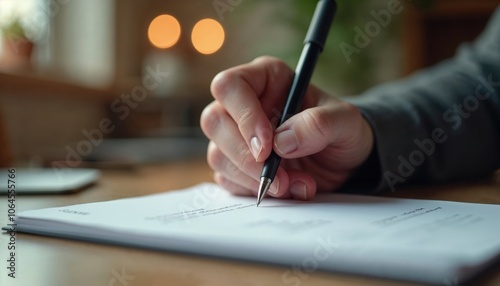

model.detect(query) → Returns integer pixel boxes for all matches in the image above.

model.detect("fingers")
[206,140,289,198]
[209,143,316,201]
[213,173,254,197]
[273,105,337,156]
[201,103,261,180]
[207,140,258,196]
[202,103,289,198]
[273,100,374,169]
[210,56,295,162]
[285,169,317,200]
[202,105,318,201]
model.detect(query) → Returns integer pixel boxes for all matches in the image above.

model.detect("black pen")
[257,0,336,206]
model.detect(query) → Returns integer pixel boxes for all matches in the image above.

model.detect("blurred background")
[0,0,498,168]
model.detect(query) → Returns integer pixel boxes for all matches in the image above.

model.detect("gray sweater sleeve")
[346,7,500,193]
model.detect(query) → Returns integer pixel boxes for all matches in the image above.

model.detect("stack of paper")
[10,183,500,284]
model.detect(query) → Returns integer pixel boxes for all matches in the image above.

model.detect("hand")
[200,56,374,200]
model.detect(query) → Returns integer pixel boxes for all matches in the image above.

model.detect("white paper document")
[11,183,500,284]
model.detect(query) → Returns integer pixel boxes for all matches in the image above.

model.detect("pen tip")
[256,194,264,207]
[256,177,272,207]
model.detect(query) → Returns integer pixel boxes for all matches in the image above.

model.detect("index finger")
[210,56,294,162]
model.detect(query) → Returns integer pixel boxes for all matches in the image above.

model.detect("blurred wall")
[50,0,115,87]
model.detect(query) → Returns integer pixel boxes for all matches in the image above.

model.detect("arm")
[348,7,500,192]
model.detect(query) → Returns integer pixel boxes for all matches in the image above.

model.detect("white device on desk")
[0,168,100,194]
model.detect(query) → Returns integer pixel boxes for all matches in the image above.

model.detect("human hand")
[200,56,374,200]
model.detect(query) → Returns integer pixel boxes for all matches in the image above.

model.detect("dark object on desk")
[84,137,208,166]
[0,168,100,195]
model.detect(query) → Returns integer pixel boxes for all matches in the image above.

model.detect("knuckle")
[234,143,253,172]
[303,108,332,141]
[200,103,222,139]
[270,59,292,78]
[210,70,236,101]
[218,175,230,188]
[216,174,242,194]
[343,102,362,119]
[207,142,243,177]
[214,172,230,189]
[236,107,253,128]
[225,159,241,177]
[252,55,280,65]
[254,56,291,78]
[206,142,224,172]
[339,102,364,133]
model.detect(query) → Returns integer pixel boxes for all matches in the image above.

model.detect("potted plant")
[0,1,36,70]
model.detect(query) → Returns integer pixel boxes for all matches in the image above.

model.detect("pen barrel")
[279,43,321,126]
[260,0,336,184]
[261,151,281,181]
[279,0,336,126]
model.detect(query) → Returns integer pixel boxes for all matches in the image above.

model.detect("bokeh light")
[191,18,225,55]
[148,14,181,49]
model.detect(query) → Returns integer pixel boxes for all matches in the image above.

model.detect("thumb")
[273,102,362,158]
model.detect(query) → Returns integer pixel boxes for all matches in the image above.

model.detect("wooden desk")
[1,160,500,286]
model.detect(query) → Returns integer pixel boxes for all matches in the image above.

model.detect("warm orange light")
[148,14,181,49]
[191,18,225,55]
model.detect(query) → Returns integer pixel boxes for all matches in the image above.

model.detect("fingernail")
[274,129,298,154]
[290,182,307,200]
[250,137,262,160]
[268,178,280,195]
